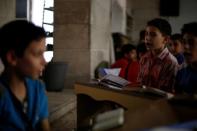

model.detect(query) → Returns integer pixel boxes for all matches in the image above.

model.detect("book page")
[104,68,121,76]
[100,74,131,88]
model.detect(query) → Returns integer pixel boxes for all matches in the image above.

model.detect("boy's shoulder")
[26,78,45,90]
[165,51,178,65]
[179,65,197,73]
[177,66,197,80]
[26,78,44,84]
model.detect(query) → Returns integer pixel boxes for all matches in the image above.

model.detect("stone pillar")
[54,0,91,88]
[54,0,113,88]
[90,0,112,78]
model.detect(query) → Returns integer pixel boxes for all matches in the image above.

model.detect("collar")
[157,47,169,60]
[143,47,170,60]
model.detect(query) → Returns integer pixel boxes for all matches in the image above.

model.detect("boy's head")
[181,22,197,64]
[0,20,47,79]
[145,18,172,51]
[0,20,46,66]
[121,44,137,61]
[169,33,184,55]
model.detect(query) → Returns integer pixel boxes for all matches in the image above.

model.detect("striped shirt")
[138,47,178,92]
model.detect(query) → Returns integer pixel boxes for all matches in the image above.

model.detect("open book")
[98,74,131,90]
[98,68,121,78]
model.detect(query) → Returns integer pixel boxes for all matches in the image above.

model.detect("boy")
[0,20,50,130]
[111,44,140,84]
[169,33,185,66]
[175,22,197,94]
[137,18,178,92]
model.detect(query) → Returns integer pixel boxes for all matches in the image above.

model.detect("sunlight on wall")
[31,0,54,62]
[31,0,44,27]
[44,51,53,62]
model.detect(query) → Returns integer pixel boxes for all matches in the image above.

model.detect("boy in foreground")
[0,20,50,130]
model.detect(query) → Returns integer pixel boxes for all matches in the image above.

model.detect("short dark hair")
[181,22,197,36]
[0,20,46,65]
[121,44,136,56]
[147,18,172,36]
[171,33,183,43]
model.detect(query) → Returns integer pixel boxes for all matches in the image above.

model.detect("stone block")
[53,49,90,75]
[54,24,90,49]
[55,1,90,24]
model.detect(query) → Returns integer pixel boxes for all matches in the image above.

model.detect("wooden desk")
[74,83,180,130]
[75,83,197,130]
[75,83,162,110]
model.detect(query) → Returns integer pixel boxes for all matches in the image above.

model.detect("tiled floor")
[47,89,76,131]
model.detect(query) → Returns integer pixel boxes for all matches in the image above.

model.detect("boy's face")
[126,49,137,60]
[169,40,184,55]
[183,33,197,64]
[145,26,168,51]
[16,38,46,79]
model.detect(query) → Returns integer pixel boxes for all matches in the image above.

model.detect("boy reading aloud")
[138,18,178,92]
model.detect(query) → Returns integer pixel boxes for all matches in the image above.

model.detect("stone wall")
[0,0,15,73]
[54,0,114,88]
[0,0,15,26]
[90,0,112,78]
[127,0,159,44]
[54,0,91,88]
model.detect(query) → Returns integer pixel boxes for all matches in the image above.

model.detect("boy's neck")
[151,47,165,56]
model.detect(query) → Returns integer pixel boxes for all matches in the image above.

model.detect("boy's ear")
[164,35,171,44]
[6,50,17,66]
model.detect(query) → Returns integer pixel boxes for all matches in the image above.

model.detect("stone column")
[54,0,91,88]
[54,0,114,88]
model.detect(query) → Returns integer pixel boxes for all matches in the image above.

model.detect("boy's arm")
[38,81,50,131]
[159,62,178,92]
[40,118,50,131]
